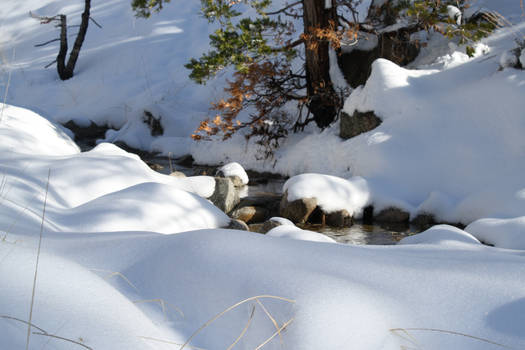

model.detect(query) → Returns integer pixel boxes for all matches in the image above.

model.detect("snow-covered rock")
[283,174,370,216]
[216,161,249,186]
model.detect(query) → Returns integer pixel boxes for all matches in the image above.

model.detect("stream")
[146,155,419,245]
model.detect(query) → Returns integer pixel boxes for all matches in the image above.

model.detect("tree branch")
[264,1,301,16]
[34,38,60,47]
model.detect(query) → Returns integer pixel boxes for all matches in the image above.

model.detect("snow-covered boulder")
[216,162,249,186]
[281,174,370,224]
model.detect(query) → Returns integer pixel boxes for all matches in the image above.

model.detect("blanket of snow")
[1,1,525,347]
[0,104,524,350]
[0,104,228,235]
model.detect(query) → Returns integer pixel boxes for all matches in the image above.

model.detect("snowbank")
[466,216,525,250]
[1,105,525,349]
[0,104,228,234]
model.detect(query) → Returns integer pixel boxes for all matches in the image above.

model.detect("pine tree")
[133,0,498,150]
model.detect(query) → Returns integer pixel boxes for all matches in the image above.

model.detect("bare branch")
[89,16,102,28]
[34,38,60,47]
[264,1,301,16]
[44,60,57,69]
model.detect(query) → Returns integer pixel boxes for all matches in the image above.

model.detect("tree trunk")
[302,0,339,128]
[57,0,91,80]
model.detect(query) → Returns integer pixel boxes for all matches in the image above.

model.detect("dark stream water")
[147,155,418,245]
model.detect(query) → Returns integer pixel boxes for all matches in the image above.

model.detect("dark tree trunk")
[302,0,339,128]
[57,0,91,80]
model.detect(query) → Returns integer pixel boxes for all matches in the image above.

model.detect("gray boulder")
[209,177,240,214]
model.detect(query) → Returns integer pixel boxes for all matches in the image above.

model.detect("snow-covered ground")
[0,102,524,350]
[1,0,525,348]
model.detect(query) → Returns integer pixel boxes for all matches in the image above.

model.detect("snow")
[447,5,462,25]
[0,104,228,235]
[217,162,249,185]
[266,224,337,243]
[1,1,525,348]
[283,174,370,215]
[466,216,525,249]
[399,225,482,246]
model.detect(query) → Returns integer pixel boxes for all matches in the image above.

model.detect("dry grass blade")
[1,315,48,334]
[390,328,421,348]
[255,298,283,345]
[226,305,256,350]
[26,168,51,350]
[133,298,184,318]
[179,295,295,350]
[90,268,139,291]
[0,48,15,123]
[254,318,294,350]
[138,336,207,350]
[32,332,93,349]
[390,328,517,349]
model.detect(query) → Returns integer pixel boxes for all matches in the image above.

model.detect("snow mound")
[267,224,337,243]
[283,174,370,215]
[0,104,225,235]
[399,225,481,246]
[0,103,79,157]
[466,216,525,250]
[54,182,229,234]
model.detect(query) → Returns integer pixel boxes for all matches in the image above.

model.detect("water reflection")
[297,223,416,245]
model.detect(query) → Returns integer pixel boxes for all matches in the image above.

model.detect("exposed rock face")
[218,174,244,187]
[375,207,410,223]
[227,219,250,231]
[326,209,353,228]
[279,190,317,224]
[340,110,382,139]
[209,177,240,214]
[231,206,268,224]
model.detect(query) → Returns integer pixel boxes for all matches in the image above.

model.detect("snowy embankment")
[1,0,524,227]
[1,104,525,350]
